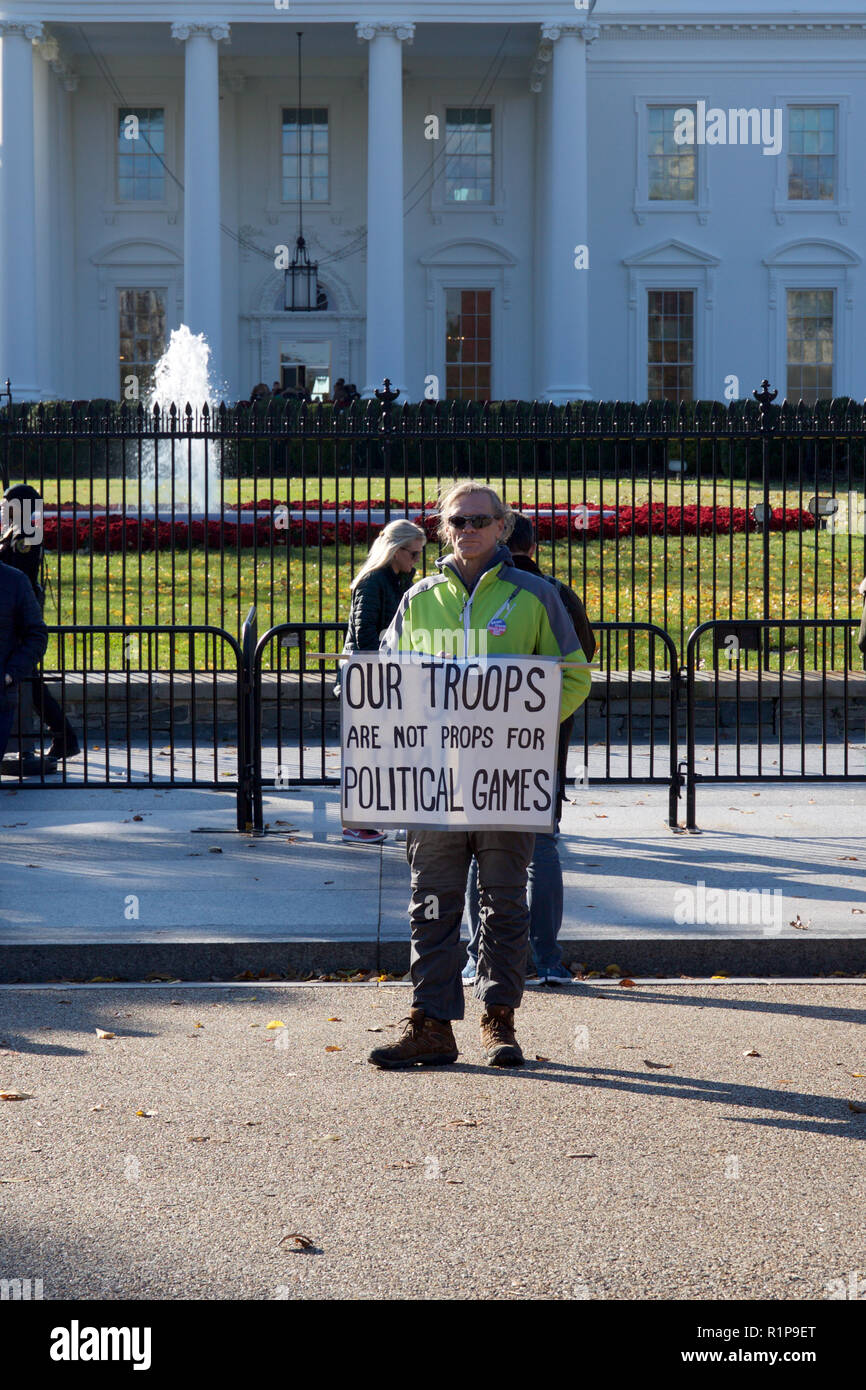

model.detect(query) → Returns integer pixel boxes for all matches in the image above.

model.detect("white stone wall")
[0,2,864,405]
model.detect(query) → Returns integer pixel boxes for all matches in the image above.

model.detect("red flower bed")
[39,501,815,550]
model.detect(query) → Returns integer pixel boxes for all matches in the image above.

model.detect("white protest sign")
[340,653,562,832]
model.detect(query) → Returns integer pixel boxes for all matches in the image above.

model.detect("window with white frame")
[648,106,696,203]
[444,109,493,204]
[787,107,837,202]
[282,108,329,202]
[445,288,491,400]
[647,290,694,403]
[118,289,166,401]
[786,289,834,404]
[117,108,166,201]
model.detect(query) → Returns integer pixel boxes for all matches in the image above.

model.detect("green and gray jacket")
[379,544,591,722]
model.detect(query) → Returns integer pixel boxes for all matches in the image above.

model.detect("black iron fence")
[249,620,681,830]
[685,617,866,828]
[0,622,250,829]
[4,615,866,831]
[3,380,866,673]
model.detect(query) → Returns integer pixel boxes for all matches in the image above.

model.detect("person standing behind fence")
[0,548,48,768]
[462,512,596,985]
[369,481,591,1071]
[0,484,80,764]
[339,519,427,844]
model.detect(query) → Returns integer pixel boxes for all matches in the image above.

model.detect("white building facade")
[0,1,864,406]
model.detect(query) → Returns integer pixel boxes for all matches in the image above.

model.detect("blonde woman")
[340,518,427,843]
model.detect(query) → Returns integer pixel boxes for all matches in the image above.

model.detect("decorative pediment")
[418,239,516,268]
[623,239,721,269]
[90,239,183,268]
[763,239,860,268]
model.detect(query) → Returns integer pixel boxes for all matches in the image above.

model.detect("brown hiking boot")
[480,1005,524,1068]
[367,1008,458,1069]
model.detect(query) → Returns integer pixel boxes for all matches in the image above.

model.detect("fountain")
[138,324,224,516]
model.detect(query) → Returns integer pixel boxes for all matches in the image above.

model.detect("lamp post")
[283,32,323,314]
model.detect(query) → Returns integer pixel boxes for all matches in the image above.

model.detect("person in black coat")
[0,552,49,765]
[0,484,80,761]
[340,518,427,842]
[343,518,428,655]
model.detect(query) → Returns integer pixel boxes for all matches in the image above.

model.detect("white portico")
[1,2,865,406]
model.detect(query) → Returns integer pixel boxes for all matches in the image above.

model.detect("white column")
[356,21,413,402]
[171,21,230,398]
[541,21,598,403]
[0,21,44,401]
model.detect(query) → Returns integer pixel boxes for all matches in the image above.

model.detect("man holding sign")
[362,481,591,1069]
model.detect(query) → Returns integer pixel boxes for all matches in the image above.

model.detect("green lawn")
[40,530,864,674]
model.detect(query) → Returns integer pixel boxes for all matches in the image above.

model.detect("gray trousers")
[405,829,536,1021]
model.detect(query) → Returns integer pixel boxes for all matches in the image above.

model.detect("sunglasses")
[401,547,423,558]
[447,514,496,531]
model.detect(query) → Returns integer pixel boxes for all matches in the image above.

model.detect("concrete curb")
[3,936,865,983]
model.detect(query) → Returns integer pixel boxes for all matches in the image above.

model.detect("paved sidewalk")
[1,982,864,1300]
[1,779,864,979]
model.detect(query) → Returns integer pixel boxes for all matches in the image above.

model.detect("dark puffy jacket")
[344,565,415,653]
[0,559,49,696]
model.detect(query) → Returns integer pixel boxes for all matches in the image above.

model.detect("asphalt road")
[1,981,864,1301]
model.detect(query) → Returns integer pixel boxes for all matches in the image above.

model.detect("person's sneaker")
[367,1008,458,1069]
[536,963,573,985]
[461,957,477,984]
[479,1005,524,1068]
[342,828,387,843]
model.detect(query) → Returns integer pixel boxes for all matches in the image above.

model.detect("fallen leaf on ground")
[313,1135,341,1142]
[0,1091,31,1101]
[848,1101,866,1114]
[442,1118,479,1128]
[534,1054,551,1062]
[95,1028,115,1040]
[838,856,859,861]
[711,973,729,979]
[445,1179,464,1184]
[642,1059,672,1069]
[743,1049,761,1057]
[91,1104,104,1111]
[187,1136,209,1142]
[386,1160,416,1169]
[327,1017,342,1022]
[366,1027,383,1033]
[567,1153,597,1159]
[135,1109,157,1117]
[324,1045,343,1053]
[279,1233,314,1250]
[0,1176,31,1182]
[620,978,637,988]
[265,1021,285,1030]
